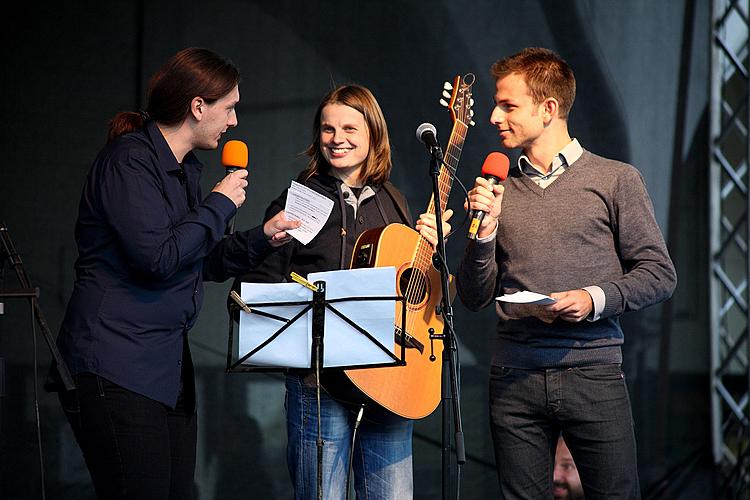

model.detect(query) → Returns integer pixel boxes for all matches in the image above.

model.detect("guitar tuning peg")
[439,98,449,107]
[470,98,474,106]
[470,120,476,126]
[443,82,453,91]
[470,110,475,117]
[442,90,451,99]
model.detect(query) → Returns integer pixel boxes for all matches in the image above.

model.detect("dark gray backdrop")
[0,1,711,498]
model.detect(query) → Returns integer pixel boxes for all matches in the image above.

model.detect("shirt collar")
[145,121,201,174]
[518,138,583,176]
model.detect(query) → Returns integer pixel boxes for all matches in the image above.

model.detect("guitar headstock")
[439,73,475,127]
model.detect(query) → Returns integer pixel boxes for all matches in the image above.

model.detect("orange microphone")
[221,140,248,174]
[221,140,249,235]
[467,152,510,240]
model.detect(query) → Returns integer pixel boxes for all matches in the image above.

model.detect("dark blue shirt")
[56,121,271,406]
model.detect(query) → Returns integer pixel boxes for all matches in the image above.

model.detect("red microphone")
[467,152,510,240]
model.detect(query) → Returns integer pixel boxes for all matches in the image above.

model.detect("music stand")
[225,268,406,500]
[0,223,74,391]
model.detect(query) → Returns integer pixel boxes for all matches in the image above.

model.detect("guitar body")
[344,223,451,419]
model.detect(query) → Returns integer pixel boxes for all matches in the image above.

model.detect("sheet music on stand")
[226,266,405,372]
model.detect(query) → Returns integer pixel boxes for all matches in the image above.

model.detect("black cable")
[454,345,462,500]
[449,173,472,235]
[0,254,5,316]
[345,404,365,499]
[30,297,46,500]
[427,164,471,273]
[434,159,472,241]
[315,359,323,500]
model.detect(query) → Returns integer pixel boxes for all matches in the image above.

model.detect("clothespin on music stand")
[229,290,252,314]
[290,272,319,291]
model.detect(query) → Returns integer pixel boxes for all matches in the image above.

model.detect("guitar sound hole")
[399,268,428,305]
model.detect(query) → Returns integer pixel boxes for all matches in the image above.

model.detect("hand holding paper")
[497,289,593,323]
[263,210,301,247]
[497,290,557,323]
[546,289,594,323]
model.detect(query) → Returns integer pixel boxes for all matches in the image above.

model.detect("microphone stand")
[426,148,466,499]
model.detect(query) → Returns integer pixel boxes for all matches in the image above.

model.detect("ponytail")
[107,110,150,142]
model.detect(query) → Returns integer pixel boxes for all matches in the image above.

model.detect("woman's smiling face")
[319,103,370,179]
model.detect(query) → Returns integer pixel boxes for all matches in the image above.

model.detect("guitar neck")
[414,119,468,272]
[427,119,467,215]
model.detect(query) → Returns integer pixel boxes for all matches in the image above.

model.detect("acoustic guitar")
[343,74,475,419]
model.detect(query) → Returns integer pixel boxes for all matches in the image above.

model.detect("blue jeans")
[489,364,640,500]
[285,373,413,499]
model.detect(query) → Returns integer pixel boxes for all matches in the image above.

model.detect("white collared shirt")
[518,138,583,188]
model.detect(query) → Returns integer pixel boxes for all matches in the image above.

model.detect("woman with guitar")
[237,84,451,499]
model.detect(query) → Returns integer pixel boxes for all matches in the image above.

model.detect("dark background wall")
[0,1,711,498]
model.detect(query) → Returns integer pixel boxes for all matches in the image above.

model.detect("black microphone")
[467,152,510,240]
[416,123,444,160]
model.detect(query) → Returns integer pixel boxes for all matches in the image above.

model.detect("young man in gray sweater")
[457,48,676,498]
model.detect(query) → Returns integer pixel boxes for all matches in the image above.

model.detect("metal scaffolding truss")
[711,0,750,495]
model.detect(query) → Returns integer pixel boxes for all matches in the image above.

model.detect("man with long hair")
[52,47,298,499]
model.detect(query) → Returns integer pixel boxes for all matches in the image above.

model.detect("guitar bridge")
[395,327,424,353]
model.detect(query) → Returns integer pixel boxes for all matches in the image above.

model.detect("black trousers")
[489,364,639,499]
[59,348,196,500]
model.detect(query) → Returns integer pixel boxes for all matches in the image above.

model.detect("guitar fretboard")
[406,119,468,302]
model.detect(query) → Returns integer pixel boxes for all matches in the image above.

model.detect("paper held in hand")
[497,290,557,305]
[284,180,334,245]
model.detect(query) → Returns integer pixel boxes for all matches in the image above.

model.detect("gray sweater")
[457,149,677,369]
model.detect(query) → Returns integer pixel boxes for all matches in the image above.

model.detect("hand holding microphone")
[213,140,249,208]
[466,152,510,240]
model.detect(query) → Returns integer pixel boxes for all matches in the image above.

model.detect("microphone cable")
[345,404,366,499]
[30,296,47,500]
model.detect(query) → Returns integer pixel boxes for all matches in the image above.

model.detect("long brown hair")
[491,47,576,119]
[107,47,240,142]
[300,85,392,186]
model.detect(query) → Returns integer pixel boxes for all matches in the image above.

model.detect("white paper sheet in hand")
[284,180,335,245]
[238,282,312,367]
[497,290,557,305]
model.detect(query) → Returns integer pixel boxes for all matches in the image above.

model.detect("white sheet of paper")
[238,282,312,367]
[284,180,335,245]
[308,267,397,368]
[497,290,557,305]
[238,267,397,368]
